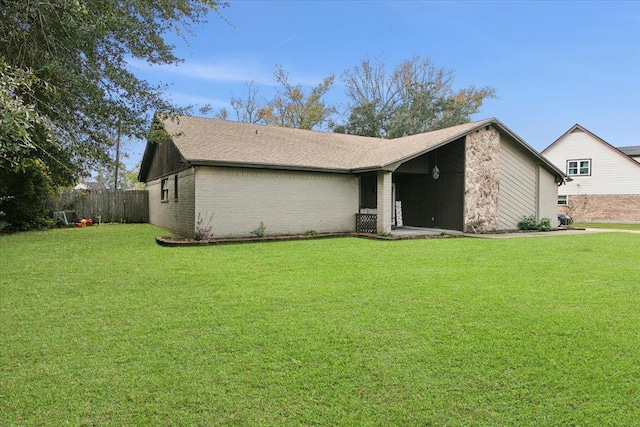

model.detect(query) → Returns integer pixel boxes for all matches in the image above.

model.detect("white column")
[376,171,392,233]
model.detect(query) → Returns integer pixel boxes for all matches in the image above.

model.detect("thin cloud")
[127,57,339,94]
[127,57,273,85]
[272,35,297,49]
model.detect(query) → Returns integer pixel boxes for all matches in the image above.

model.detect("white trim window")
[567,159,591,176]
[161,178,169,202]
[558,195,568,205]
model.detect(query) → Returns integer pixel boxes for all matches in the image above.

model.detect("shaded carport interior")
[359,137,466,231]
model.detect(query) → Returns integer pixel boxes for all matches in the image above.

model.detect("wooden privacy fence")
[53,190,149,223]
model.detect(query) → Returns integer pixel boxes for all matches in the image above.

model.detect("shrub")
[538,218,552,232]
[250,222,267,237]
[194,212,213,240]
[0,160,60,231]
[304,230,318,236]
[518,215,552,232]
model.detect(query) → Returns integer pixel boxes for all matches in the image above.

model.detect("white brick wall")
[147,168,196,236]
[195,166,359,237]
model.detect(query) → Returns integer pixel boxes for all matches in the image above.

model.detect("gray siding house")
[138,116,565,238]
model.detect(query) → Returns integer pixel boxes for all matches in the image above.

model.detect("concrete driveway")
[464,227,640,239]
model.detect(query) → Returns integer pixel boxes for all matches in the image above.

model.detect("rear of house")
[139,116,565,238]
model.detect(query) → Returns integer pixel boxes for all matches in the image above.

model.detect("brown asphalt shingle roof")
[162,116,495,172]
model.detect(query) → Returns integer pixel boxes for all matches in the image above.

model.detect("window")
[174,174,179,201]
[558,195,567,205]
[567,159,591,176]
[161,178,169,201]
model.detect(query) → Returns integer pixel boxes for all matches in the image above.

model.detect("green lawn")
[2,225,639,426]
[574,222,640,231]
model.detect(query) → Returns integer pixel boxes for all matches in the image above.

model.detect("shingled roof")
[140,115,565,181]
[618,146,640,157]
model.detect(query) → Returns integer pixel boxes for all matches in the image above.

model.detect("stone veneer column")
[464,126,500,232]
[376,171,392,233]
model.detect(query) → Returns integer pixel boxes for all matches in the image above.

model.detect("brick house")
[542,124,640,223]
[138,116,565,238]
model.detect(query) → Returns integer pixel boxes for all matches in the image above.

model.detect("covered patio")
[355,137,468,234]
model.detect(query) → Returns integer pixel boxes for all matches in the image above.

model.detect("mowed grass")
[574,222,640,231]
[1,225,639,426]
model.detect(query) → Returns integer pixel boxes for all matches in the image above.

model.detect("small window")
[567,159,591,176]
[558,195,567,205]
[174,174,179,201]
[161,178,169,202]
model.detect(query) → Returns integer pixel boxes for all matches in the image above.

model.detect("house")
[138,116,565,238]
[542,124,640,223]
[74,181,107,191]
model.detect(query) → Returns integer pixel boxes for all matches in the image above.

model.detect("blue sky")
[125,0,639,169]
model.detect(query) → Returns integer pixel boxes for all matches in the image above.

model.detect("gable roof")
[542,124,640,168]
[139,116,565,181]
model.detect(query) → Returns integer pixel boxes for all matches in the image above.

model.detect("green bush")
[0,159,59,231]
[250,221,267,237]
[538,217,552,232]
[518,215,552,232]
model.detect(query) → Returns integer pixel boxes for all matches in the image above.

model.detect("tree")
[217,81,264,124]
[0,0,227,229]
[218,65,337,130]
[260,65,336,130]
[0,60,57,170]
[338,55,497,138]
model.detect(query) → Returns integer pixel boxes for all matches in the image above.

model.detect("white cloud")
[127,57,336,88]
[127,57,273,85]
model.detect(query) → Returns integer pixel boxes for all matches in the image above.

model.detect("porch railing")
[355,213,377,233]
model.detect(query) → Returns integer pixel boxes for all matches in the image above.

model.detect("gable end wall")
[147,168,196,237]
[544,130,640,195]
[498,136,538,229]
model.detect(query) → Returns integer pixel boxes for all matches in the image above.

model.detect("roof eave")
[189,160,352,174]
[543,124,640,170]
[490,118,568,182]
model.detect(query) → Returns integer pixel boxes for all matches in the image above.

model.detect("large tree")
[337,55,497,138]
[218,65,336,130]
[0,0,226,228]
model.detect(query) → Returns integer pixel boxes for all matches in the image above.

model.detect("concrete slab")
[391,226,464,237]
[389,226,640,239]
[464,228,640,239]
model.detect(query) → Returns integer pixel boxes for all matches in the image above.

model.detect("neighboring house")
[618,145,640,163]
[74,181,107,191]
[542,124,640,223]
[138,116,565,238]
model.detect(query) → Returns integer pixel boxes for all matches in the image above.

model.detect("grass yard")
[1,225,639,426]
[574,222,640,231]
